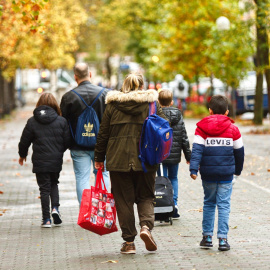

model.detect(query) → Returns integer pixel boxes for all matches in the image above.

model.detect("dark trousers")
[110,170,156,242]
[36,172,60,221]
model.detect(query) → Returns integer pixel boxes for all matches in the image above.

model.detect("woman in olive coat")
[95,73,167,254]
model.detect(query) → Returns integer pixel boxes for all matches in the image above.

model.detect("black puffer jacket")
[60,81,109,151]
[18,105,71,173]
[162,107,191,164]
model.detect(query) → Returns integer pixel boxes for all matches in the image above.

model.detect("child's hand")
[190,174,197,180]
[19,157,26,166]
[95,162,104,172]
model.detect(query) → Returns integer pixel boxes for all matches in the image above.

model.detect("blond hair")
[36,92,62,116]
[158,90,173,106]
[121,72,144,93]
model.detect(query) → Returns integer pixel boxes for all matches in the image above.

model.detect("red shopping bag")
[77,169,118,235]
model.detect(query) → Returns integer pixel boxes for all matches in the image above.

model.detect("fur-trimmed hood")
[106,89,158,104]
[105,89,159,116]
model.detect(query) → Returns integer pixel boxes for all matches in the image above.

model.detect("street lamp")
[216,16,230,31]
[215,16,236,118]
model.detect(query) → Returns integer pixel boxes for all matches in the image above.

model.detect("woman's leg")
[110,171,136,242]
[133,171,156,230]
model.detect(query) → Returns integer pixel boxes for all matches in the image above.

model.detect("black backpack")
[178,81,185,91]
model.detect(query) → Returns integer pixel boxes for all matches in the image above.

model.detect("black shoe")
[172,205,180,219]
[200,235,213,248]
[218,238,230,251]
[52,208,62,226]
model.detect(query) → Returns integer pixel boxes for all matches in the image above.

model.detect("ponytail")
[121,72,144,93]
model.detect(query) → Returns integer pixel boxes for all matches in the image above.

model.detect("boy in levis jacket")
[190,95,244,251]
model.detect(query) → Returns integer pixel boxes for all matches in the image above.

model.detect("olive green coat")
[94,89,167,172]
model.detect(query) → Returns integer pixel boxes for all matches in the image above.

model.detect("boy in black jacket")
[18,93,71,228]
[158,90,191,219]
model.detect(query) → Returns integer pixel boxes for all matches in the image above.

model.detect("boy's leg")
[50,172,60,210]
[216,182,233,239]
[202,181,217,236]
[167,164,179,206]
[36,173,51,221]
[70,150,91,204]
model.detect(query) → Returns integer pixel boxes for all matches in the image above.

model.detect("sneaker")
[173,205,180,219]
[218,238,230,251]
[140,226,157,251]
[52,208,62,226]
[41,218,51,228]
[200,235,213,248]
[120,242,136,254]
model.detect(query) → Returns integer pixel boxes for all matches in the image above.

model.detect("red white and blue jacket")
[190,115,244,182]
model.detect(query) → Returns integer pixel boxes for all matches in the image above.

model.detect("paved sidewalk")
[0,106,270,270]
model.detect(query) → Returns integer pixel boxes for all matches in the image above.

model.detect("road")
[0,106,270,270]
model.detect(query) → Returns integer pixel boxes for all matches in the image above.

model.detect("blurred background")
[0,0,269,124]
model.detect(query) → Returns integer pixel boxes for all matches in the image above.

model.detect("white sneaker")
[41,219,51,228]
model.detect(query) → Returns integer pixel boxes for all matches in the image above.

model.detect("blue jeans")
[202,180,233,239]
[157,163,179,206]
[70,150,110,204]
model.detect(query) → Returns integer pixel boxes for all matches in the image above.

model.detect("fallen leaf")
[101,260,118,264]
[188,208,203,212]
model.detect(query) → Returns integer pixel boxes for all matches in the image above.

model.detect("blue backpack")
[70,88,105,147]
[139,102,173,172]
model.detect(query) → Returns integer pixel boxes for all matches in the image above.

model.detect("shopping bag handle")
[96,168,107,192]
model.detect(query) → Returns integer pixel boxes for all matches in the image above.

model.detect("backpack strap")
[72,88,105,108]
[149,101,157,115]
[138,119,148,173]
[91,88,105,107]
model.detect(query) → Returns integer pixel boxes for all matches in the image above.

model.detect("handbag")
[77,168,118,235]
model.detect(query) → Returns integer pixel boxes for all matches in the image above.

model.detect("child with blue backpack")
[190,95,244,251]
[158,90,191,219]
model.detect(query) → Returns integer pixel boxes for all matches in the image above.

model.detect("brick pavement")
[0,106,270,270]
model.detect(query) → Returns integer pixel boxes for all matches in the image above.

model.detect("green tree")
[253,0,269,125]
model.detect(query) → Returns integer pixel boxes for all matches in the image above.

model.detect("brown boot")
[120,242,136,254]
[140,226,157,251]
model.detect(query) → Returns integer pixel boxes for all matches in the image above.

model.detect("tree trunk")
[0,71,4,119]
[105,52,112,87]
[253,0,268,124]
[265,68,270,115]
[254,72,264,124]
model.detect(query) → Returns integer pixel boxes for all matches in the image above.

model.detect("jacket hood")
[106,89,158,116]
[162,107,181,126]
[34,105,58,124]
[197,115,234,136]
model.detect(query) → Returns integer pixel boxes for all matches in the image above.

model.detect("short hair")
[158,90,173,106]
[209,95,228,114]
[121,72,144,93]
[36,92,61,115]
[73,63,89,79]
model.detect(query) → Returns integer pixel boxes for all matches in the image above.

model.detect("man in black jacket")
[60,63,110,204]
